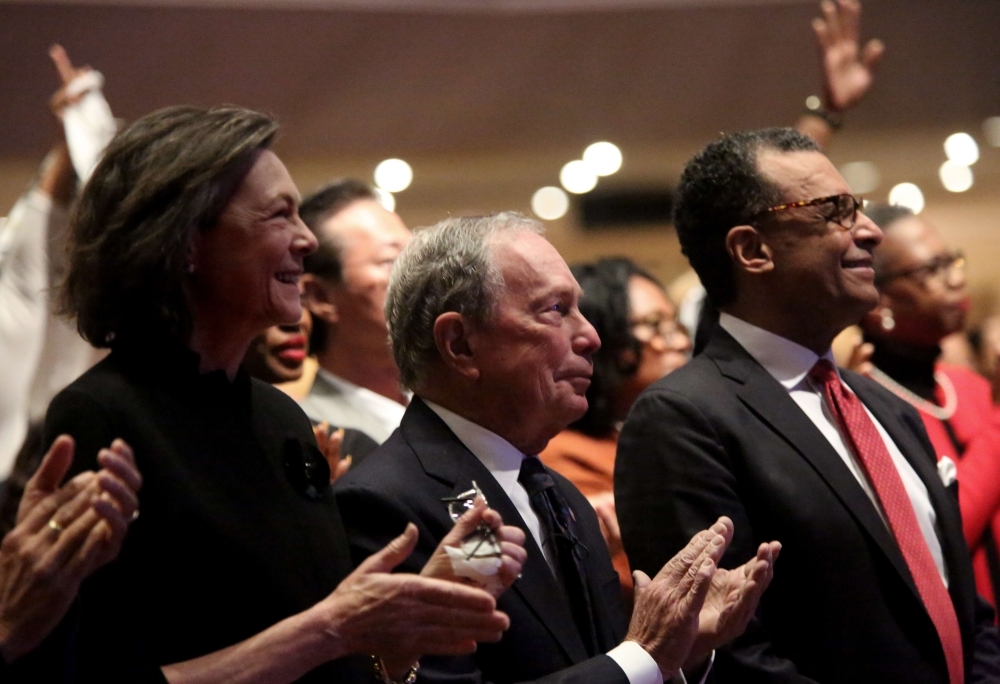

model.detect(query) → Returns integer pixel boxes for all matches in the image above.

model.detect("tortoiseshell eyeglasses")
[754,193,868,230]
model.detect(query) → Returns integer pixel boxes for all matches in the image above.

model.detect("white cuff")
[607,641,663,684]
[23,189,54,215]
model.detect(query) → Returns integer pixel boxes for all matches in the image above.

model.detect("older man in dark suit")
[616,128,1000,684]
[334,212,780,684]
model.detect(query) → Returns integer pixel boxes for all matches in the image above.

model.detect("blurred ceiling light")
[560,160,598,194]
[374,158,413,193]
[582,141,623,176]
[983,117,1000,147]
[839,161,881,194]
[374,187,396,212]
[944,133,979,166]
[888,182,925,214]
[531,186,570,221]
[939,161,974,193]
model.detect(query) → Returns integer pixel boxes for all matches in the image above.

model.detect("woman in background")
[243,307,377,473]
[540,257,691,598]
[861,204,1000,609]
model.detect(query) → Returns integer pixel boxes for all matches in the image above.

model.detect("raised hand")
[589,492,623,560]
[313,423,351,483]
[813,0,884,112]
[421,497,527,598]
[846,340,875,376]
[48,44,93,119]
[625,517,729,679]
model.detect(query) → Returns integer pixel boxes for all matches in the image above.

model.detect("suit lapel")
[400,399,589,664]
[707,330,922,602]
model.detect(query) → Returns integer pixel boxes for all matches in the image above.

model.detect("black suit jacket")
[616,326,1000,684]
[334,398,632,684]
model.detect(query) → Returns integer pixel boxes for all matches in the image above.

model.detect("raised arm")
[795,0,884,149]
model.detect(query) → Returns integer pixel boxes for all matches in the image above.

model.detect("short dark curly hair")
[674,127,819,307]
[60,105,278,347]
[569,257,662,438]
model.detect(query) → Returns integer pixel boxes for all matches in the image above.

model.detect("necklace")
[869,365,957,421]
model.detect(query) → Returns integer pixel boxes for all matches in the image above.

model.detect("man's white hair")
[385,211,544,389]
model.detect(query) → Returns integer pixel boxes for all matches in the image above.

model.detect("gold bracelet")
[371,655,419,684]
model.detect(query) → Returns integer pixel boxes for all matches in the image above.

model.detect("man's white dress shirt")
[425,400,711,684]
[718,313,948,584]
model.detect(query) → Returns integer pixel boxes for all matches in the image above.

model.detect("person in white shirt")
[0,46,111,479]
[298,179,410,443]
[616,127,1000,683]
[334,211,780,684]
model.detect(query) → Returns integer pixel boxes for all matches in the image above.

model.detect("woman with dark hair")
[540,257,691,596]
[36,105,522,683]
[860,204,1000,610]
[242,307,378,475]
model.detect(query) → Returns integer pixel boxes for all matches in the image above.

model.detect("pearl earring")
[880,308,895,331]
[187,263,196,274]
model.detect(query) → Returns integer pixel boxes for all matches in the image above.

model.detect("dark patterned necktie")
[810,360,964,684]
[518,455,598,656]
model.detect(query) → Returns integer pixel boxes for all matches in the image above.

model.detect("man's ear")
[301,274,339,325]
[433,312,480,381]
[726,225,774,275]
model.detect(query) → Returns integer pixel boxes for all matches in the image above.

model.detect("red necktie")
[810,360,964,684]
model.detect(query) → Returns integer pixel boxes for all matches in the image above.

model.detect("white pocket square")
[938,456,958,488]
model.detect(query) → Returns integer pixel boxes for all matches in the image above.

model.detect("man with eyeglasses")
[615,127,1000,683]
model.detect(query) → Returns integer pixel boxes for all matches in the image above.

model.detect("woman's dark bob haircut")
[60,105,279,347]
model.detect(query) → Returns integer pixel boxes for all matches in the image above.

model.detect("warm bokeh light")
[944,133,979,166]
[839,161,881,194]
[939,161,974,193]
[560,160,598,194]
[531,186,570,220]
[582,141,623,176]
[374,187,396,212]
[888,182,925,214]
[374,158,413,193]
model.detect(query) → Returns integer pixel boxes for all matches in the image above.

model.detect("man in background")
[336,212,780,684]
[298,180,410,443]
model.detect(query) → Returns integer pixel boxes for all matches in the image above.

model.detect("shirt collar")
[316,368,409,408]
[718,312,837,390]
[422,399,527,475]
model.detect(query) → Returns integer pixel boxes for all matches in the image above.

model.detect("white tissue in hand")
[445,534,503,593]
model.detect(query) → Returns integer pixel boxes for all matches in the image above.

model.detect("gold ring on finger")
[48,518,64,533]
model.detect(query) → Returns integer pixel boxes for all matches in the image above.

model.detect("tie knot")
[808,359,839,390]
[518,456,555,496]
